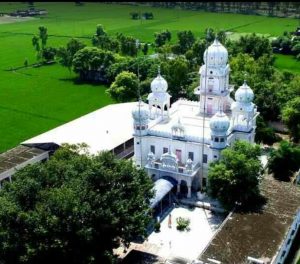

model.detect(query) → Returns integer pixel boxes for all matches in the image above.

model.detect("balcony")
[145,158,201,177]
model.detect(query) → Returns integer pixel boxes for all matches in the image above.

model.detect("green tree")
[154,30,171,48]
[41,47,56,62]
[92,25,119,52]
[142,43,149,55]
[208,141,262,210]
[72,47,115,82]
[255,116,280,145]
[282,97,300,142]
[0,144,153,264]
[107,71,139,102]
[117,33,138,57]
[31,26,53,63]
[161,56,190,100]
[177,30,195,53]
[57,38,86,72]
[268,140,300,181]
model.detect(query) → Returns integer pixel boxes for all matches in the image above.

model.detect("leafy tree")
[92,25,119,52]
[268,140,300,181]
[189,39,206,65]
[154,30,171,48]
[161,56,190,100]
[255,116,280,145]
[116,33,138,57]
[57,38,86,72]
[142,43,149,55]
[107,71,139,102]
[31,26,53,63]
[230,33,272,59]
[0,144,154,264]
[208,141,262,210]
[130,12,139,20]
[177,30,195,53]
[282,97,300,142]
[72,47,115,82]
[41,47,56,62]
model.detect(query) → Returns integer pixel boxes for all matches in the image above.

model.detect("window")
[163,147,168,154]
[188,152,194,161]
[214,137,219,142]
[203,154,208,163]
[214,155,218,159]
[150,145,155,154]
[220,138,225,142]
[136,142,140,145]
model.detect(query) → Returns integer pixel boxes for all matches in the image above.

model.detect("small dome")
[132,100,150,123]
[235,81,254,104]
[210,110,230,133]
[151,73,168,93]
[203,39,228,67]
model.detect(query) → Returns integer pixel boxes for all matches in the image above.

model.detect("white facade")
[132,39,259,197]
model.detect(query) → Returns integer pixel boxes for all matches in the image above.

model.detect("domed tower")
[231,80,258,143]
[132,99,150,136]
[132,99,150,168]
[147,67,171,120]
[209,110,230,149]
[196,39,233,116]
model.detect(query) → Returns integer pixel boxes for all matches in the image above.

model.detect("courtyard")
[124,205,225,262]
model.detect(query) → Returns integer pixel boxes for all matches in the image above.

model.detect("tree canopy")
[268,140,300,181]
[107,71,139,102]
[0,144,153,264]
[208,141,262,210]
[72,47,116,82]
[282,97,300,142]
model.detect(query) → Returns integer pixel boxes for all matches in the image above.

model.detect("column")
[187,184,192,198]
[177,183,180,194]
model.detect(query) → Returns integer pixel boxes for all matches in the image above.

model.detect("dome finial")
[158,65,161,76]
[243,73,248,85]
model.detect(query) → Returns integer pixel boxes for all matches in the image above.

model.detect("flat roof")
[0,145,46,175]
[22,103,137,155]
[199,174,300,264]
[148,99,233,142]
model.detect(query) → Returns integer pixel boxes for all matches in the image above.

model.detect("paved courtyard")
[144,206,225,261]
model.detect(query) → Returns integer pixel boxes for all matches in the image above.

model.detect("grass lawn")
[0,2,299,153]
[274,54,300,74]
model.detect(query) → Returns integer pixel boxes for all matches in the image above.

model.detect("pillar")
[177,183,180,194]
[187,185,192,198]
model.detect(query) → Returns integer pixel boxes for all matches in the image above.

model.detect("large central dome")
[203,39,228,67]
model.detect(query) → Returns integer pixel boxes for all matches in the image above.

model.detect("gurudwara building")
[132,39,259,198]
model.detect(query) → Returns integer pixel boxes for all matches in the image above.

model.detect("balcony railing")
[146,158,201,176]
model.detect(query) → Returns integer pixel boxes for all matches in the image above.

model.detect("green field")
[274,54,300,74]
[0,2,299,153]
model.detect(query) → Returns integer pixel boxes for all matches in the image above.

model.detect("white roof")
[148,100,217,142]
[23,103,137,155]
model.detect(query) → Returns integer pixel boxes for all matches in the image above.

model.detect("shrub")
[154,222,161,232]
[176,217,190,231]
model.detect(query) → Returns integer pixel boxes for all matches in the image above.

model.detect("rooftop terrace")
[199,174,300,264]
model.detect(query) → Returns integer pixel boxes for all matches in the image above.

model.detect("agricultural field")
[0,2,299,153]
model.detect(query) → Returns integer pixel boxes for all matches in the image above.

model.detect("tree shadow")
[120,249,162,264]
[236,194,268,214]
[58,77,109,87]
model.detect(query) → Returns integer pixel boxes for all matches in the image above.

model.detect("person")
[168,214,172,228]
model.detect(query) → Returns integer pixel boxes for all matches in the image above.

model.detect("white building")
[132,39,259,198]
